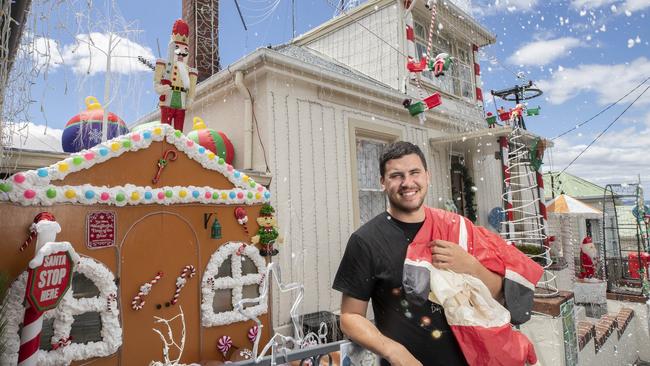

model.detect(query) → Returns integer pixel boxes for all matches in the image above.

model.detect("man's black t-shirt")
[333,212,467,366]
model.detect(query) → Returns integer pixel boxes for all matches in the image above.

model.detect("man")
[333,141,539,365]
[154,19,198,131]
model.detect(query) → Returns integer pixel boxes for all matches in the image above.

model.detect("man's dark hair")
[379,141,427,177]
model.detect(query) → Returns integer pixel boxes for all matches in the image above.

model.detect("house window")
[201,242,267,327]
[356,137,388,226]
[412,20,473,99]
[4,257,121,365]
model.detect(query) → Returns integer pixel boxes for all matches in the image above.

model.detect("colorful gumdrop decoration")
[186,117,234,164]
[62,96,129,152]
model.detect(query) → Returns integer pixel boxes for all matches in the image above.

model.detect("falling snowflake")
[627,39,635,48]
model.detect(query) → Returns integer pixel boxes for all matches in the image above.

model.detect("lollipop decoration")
[248,325,259,344]
[217,335,233,358]
[170,265,196,306]
[132,271,164,310]
[234,207,249,234]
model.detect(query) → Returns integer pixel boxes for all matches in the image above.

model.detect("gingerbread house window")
[1,257,121,365]
[202,242,267,327]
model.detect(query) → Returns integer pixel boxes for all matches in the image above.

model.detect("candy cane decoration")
[51,336,72,350]
[106,293,117,312]
[217,335,233,358]
[18,304,42,366]
[425,0,437,58]
[171,265,196,306]
[234,207,249,234]
[20,212,56,252]
[132,271,163,310]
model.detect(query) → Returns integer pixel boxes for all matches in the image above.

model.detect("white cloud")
[546,116,650,194]
[473,0,539,16]
[570,0,616,8]
[536,57,650,105]
[61,33,155,76]
[570,0,650,12]
[9,123,63,152]
[17,35,64,71]
[623,0,650,11]
[508,37,582,66]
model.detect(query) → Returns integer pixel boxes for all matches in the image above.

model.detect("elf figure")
[431,52,452,77]
[485,112,497,128]
[579,236,598,279]
[154,19,198,131]
[251,204,283,257]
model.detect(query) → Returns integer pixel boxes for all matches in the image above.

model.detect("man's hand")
[430,240,504,299]
[385,343,423,366]
[430,240,480,276]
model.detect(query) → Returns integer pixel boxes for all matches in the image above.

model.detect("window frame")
[2,257,121,365]
[201,242,267,327]
[411,18,475,101]
[348,119,402,229]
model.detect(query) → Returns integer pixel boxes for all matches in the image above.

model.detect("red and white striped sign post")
[18,247,74,365]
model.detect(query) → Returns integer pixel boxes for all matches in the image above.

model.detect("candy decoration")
[170,265,196,305]
[186,117,235,164]
[20,212,56,252]
[234,207,249,234]
[152,149,178,184]
[18,303,43,365]
[106,293,117,312]
[51,337,72,350]
[217,335,233,358]
[62,96,129,153]
[131,271,164,310]
[247,325,259,344]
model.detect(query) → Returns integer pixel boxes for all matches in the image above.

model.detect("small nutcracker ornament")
[579,236,597,279]
[153,19,198,131]
[251,204,283,257]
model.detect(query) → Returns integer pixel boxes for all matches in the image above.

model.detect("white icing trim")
[201,242,267,327]
[1,257,122,365]
[0,124,271,206]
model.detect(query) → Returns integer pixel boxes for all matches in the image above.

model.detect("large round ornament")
[186,117,234,164]
[62,96,129,152]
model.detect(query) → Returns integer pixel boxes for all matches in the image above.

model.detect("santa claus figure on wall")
[579,236,598,279]
[154,19,198,131]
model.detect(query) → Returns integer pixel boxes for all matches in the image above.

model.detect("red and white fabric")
[403,207,543,366]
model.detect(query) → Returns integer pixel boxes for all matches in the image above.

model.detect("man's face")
[380,153,429,215]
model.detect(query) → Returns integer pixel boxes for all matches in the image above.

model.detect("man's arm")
[431,240,503,299]
[339,295,422,366]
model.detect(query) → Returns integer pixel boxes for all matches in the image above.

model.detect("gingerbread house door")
[120,212,200,365]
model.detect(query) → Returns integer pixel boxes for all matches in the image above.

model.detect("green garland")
[451,162,477,223]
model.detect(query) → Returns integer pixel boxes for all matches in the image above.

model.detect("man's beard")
[387,191,425,214]
[582,244,597,259]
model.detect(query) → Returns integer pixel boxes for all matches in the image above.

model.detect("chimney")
[182,0,221,83]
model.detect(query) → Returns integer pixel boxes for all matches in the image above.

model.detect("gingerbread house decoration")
[0,124,272,365]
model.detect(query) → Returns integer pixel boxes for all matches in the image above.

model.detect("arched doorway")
[120,212,200,365]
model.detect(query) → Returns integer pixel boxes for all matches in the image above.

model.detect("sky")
[5,0,650,195]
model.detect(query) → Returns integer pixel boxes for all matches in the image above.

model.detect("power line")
[558,84,650,175]
[551,76,650,141]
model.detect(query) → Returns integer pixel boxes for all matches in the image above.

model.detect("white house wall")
[303,3,401,90]
[188,61,505,335]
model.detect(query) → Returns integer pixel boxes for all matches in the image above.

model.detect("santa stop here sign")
[26,251,73,312]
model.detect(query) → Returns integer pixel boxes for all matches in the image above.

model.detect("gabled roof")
[0,124,271,207]
[543,171,606,200]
